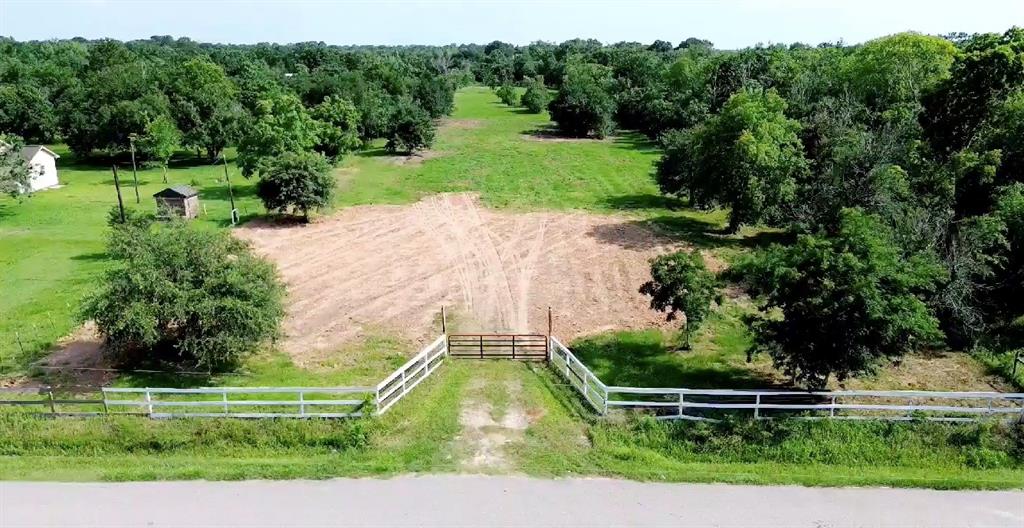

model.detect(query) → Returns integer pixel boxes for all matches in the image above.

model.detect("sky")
[1,0,1022,49]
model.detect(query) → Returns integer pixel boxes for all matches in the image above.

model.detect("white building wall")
[28,152,59,191]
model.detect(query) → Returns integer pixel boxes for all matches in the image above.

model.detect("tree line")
[0,36,463,212]
[542,30,1024,388]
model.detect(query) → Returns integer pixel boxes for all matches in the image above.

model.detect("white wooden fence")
[549,337,1024,423]
[3,335,449,419]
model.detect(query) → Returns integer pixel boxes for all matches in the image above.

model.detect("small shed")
[21,145,60,191]
[153,185,200,219]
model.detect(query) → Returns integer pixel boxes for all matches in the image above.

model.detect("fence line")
[1,334,449,419]
[549,337,1024,423]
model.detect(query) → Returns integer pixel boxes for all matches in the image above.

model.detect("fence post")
[754,394,760,419]
[145,389,153,417]
[603,386,609,415]
[101,388,109,414]
[299,391,305,417]
[47,388,56,414]
[830,395,836,418]
[512,335,516,360]
[479,335,484,359]
[401,370,407,396]
[678,392,684,418]
[221,391,229,415]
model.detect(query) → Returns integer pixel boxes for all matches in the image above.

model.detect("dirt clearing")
[236,193,679,364]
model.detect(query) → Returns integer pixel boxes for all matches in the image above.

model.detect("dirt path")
[237,193,680,365]
[455,377,530,472]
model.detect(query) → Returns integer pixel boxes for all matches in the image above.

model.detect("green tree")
[0,83,58,143]
[657,88,808,232]
[385,98,435,154]
[412,75,455,118]
[237,92,319,177]
[83,220,284,370]
[311,95,361,161]
[639,251,718,348]
[520,77,550,113]
[742,209,947,388]
[255,151,334,221]
[842,33,956,111]
[0,134,33,197]
[165,58,242,160]
[495,83,518,106]
[137,115,181,184]
[548,61,616,138]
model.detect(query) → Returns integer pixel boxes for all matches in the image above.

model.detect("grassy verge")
[516,366,1024,490]
[0,360,470,481]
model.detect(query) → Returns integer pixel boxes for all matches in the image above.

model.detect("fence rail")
[1,334,449,419]
[549,337,1024,423]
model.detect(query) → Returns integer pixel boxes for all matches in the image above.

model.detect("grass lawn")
[0,147,261,375]
[2,86,1021,489]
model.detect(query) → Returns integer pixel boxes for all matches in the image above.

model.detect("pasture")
[1,86,1021,488]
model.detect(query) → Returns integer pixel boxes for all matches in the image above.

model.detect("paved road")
[2,475,1022,528]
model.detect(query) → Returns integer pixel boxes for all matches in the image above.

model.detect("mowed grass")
[338,86,666,212]
[0,147,261,374]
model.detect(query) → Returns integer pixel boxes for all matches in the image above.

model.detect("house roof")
[153,185,199,199]
[20,145,60,161]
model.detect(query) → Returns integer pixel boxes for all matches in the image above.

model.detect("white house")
[20,145,60,191]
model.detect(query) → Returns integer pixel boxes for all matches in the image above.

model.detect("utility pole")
[129,136,140,204]
[112,165,126,223]
[221,152,238,225]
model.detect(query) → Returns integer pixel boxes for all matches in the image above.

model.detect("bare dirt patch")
[835,350,1014,392]
[236,193,680,364]
[383,150,443,167]
[456,378,532,472]
[20,322,111,388]
[439,118,484,130]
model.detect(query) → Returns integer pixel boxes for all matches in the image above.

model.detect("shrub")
[639,251,718,348]
[495,84,518,106]
[385,98,435,154]
[548,61,616,138]
[256,150,334,220]
[83,221,284,370]
[520,77,550,113]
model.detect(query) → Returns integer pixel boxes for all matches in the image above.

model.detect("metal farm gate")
[446,334,549,360]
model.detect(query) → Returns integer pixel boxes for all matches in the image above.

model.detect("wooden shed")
[154,185,200,219]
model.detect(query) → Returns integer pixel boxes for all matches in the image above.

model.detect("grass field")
[2,86,1021,489]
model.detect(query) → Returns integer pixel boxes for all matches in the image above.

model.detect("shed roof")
[153,185,199,198]
[20,145,60,161]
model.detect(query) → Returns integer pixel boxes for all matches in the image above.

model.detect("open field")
[237,192,679,363]
[2,86,1022,488]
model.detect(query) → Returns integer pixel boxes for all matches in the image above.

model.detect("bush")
[255,151,334,220]
[83,221,284,371]
[548,61,616,138]
[385,98,435,154]
[639,251,717,347]
[520,77,550,113]
[495,84,518,106]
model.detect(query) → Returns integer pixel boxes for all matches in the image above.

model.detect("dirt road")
[3,475,1021,527]
[237,193,680,364]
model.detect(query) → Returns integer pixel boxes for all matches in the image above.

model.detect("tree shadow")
[355,147,396,159]
[70,251,109,262]
[571,333,782,390]
[603,194,682,211]
[199,183,256,202]
[611,132,659,153]
[511,107,541,115]
[589,213,792,251]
